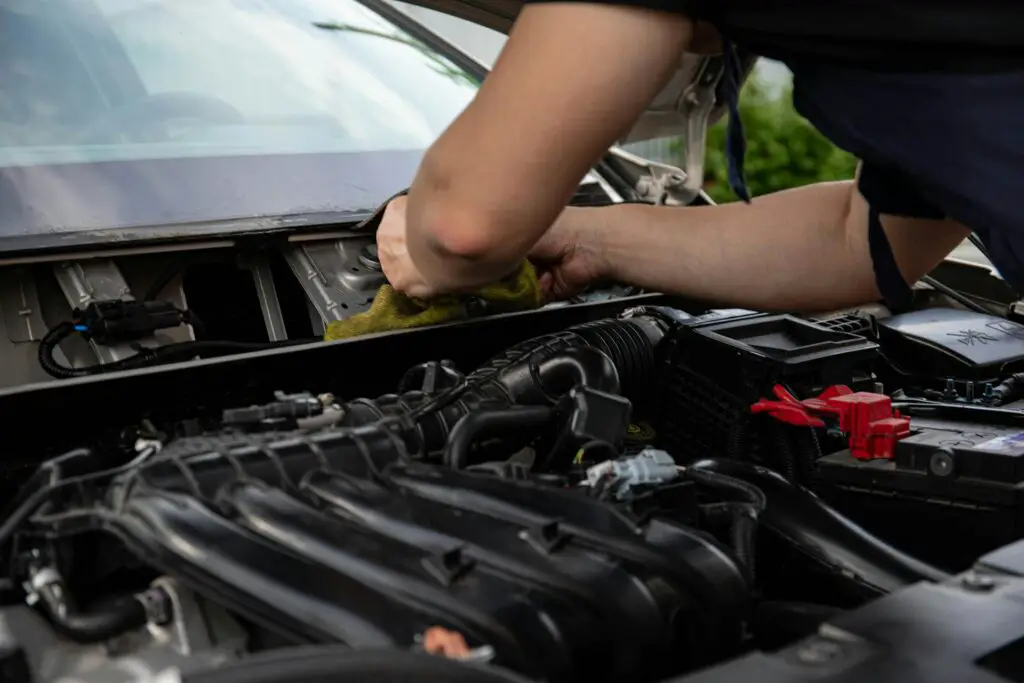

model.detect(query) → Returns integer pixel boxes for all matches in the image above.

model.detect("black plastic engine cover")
[876,308,1024,382]
[104,429,748,683]
[667,538,1024,683]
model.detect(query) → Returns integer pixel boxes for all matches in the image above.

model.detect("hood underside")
[395,0,756,146]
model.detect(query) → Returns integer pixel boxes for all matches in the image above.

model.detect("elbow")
[414,200,519,266]
[427,218,506,263]
[408,148,530,269]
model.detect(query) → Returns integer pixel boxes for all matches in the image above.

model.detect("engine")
[7,296,1024,683]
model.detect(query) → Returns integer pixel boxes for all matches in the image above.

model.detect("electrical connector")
[585,448,678,500]
[222,390,324,428]
[72,299,188,345]
[752,384,911,460]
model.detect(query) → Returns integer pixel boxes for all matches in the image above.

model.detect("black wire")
[578,439,619,461]
[38,322,81,378]
[38,322,315,379]
[408,377,469,419]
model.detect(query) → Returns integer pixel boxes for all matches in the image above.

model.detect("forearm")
[400,3,693,295]
[580,181,878,312]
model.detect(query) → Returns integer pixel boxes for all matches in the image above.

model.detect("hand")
[376,195,435,298]
[529,210,608,301]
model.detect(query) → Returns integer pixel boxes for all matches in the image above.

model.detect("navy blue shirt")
[790,62,1024,307]
[527,0,1024,305]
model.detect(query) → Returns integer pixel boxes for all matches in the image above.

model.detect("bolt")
[943,378,958,400]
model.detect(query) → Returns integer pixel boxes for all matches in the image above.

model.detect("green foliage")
[672,76,858,203]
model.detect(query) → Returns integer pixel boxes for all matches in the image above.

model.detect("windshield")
[0,0,479,248]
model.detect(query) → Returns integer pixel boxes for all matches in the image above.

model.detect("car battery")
[817,411,1024,570]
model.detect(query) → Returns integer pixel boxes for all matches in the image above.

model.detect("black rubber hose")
[342,317,663,455]
[445,406,555,470]
[499,345,621,404]
[578,439,619,461]
[686,467,766,584]
[183,646,534,683]
[466,316,661,395]
[700,501,759,583]
[683,465,767,514]
[729,504,759,582]
[34,575,147,643]
[690,458,949,600]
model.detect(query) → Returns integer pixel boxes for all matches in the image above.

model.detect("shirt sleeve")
[857,163,946,312]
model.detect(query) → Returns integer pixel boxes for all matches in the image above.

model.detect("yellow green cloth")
[323,261,543,341]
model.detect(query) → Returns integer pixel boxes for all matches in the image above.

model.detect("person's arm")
[553,179,971,312]
[404,3,693,294]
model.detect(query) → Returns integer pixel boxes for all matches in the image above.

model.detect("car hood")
[396,0,756,145]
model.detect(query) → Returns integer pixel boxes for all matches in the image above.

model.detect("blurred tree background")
[668,68,858,203]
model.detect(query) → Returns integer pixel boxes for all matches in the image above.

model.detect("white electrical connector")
[585,448,679,500]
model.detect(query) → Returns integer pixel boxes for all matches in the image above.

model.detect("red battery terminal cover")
[751,385,911,461]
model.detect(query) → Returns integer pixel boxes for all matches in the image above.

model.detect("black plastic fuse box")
[656,311,879,466]
[875,308,1024,382]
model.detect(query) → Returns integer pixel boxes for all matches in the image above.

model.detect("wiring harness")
[39,299,311,379]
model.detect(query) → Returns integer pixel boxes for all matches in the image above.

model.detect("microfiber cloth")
[321,190,542,342]
[324,260,543,341]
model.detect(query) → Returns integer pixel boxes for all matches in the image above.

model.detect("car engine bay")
[5,278,1024,683]
[0,175,634,390]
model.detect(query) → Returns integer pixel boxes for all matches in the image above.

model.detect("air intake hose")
[340,316,664,455]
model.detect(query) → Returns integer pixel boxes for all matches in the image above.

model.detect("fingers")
[376,196,436,297]
[528,229,571,268]
[527,237,557,262]
[537,271,555,302]
[534,262,586,302]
